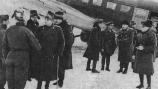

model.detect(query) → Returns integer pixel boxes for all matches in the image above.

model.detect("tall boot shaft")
[139,74,144,85]
[92,60,100,73]
[147,75,151,87]
[106,56,110,69]
[37,81,42,89]
[92,60,97,70]
[86,59,91,71]
[45,81,50,89]
[101,55,106,67]
[86,59,91,68]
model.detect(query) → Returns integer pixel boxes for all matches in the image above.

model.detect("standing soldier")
[2,9,41,89]
[117,21,133,74]
[84,20,105,73]
[129,21,137,70]
[26,10,40,81]
[101,22,116,71]
[0,15,9,89]
[151,21,158,61]
[27,10,40,36]
[133,20,156,89]
[36,11,65,89]
[53,11,74,87]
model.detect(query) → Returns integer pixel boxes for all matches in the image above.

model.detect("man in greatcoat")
[53,11,74,87]
[35,11,65,89]
[129,21,138,69]
[27,10,40,37]
[101,22,116,71]
[133,20,156,89]
[150,21,158,61]
[2,9,41,89]
[117,21,133,74]
[0,15,9,89]
[84,20,105,73]
[26,10,40,81]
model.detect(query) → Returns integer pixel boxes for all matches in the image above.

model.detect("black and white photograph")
[0,0,158,89]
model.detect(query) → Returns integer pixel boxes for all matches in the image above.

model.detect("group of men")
[83,19,157,89]
[84,21,116,73]
[84,19,157,74]
[0,9,74,89]
[0,7,157,89]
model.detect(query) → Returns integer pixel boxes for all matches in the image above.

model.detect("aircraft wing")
[0,0,95,31]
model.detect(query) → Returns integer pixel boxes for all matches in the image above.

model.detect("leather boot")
[101,66,104,71]
[117,68,123,73]
[105,67,110,71]
[146,86,151,89]
[37,81,42,89]
[136,74,144,89]
[45,81,50,89]
[92,69,100,73]
[53,80,63,88]
[123,68,128,74]
[136,84,144,88]
[86,59,91,71]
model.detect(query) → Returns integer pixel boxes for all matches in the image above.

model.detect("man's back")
[3,24,41,61]
[6,26,31,50]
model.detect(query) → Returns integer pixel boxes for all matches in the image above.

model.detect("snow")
[1,0,158,88]
[4,47,158,89]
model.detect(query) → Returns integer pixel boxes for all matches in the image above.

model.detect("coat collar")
[16,21,25,26]
[43,25,55,30]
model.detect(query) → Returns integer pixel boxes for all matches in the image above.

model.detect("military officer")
[84,20,105,73]
[117,21,133,74]
[53,11,74,87]
[35,11,65,89]
[133,20,155,89]
[0,15,9,89]
[2,9,41,89]
[101,22,116,71]
[26,10,40,81]
[27,10,40,36]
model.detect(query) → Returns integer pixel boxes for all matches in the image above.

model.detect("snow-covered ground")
[4,47,158,89]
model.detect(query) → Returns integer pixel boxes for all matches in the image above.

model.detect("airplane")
[1,0,158,42]
[58,0,158,28]
[0,0,97,31]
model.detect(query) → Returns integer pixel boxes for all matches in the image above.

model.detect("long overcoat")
[101,29,116,56]
[30,25,65,81]
[117,28,133,63]
[2,22,41,83]
[83,27,101,61]
[26,19,40,79]
[133,29,156,75]
[59,21,74,69]
[0,25,6,85]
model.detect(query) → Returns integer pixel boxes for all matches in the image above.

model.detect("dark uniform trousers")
[101,55,110,69]
[87,59,97,70]
[6,62,28,89]
[0,60,6,89]
[57,56,65,83]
